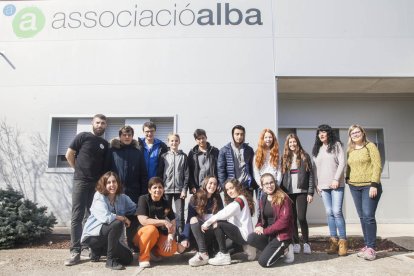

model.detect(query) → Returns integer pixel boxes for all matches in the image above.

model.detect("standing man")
[187,129,219,193]
[217,125,257,194]
[106,125,147,251]
[64,114,109,266]
[139,121,168,179]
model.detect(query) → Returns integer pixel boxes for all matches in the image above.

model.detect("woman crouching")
[81,171,136,270]
[133,177,185,268]
[247,173,294,267]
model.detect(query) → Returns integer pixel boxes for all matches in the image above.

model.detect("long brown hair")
[255,128,279,169]
[193,176,221,217]
[223,179,255,216]
[260,173,288,206]
[281,133,311,174]
[96,171,123,196]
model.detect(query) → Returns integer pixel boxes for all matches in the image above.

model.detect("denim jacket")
[81,192,137,242]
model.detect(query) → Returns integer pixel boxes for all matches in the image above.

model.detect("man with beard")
[64,114,109,266]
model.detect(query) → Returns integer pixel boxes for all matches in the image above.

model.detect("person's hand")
[307,195,313,203]
[201,223,209,233]
[163,234,174,252]
[180,240,190,248]
[369,187,378,198]
[191,188,197,194]
[316,186,322,196]
[180,191,187,199]
[330,180,339,190]
[164,220,173,233]
[254,226,264,235]
[124,217,131,228]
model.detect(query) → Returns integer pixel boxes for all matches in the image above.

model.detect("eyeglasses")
[262,181,275,187]
[350,130,361,136]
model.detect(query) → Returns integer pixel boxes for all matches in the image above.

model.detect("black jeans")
[247,232,290,267]
[70,179,95,254]
[85,220,132,265]
[126,215,139,251]
[190,221,217,256]
[289,193,309,243]
[213,221,246,253]
[164,193,184,233]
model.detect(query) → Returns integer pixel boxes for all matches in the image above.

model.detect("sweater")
[202,195,253,241]
[253,151,281,187]
[346,142,382,187]
[313,142,345,190]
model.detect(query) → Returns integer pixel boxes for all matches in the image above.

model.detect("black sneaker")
[64,252,80,266]
[105,259,125,270]
[90,250,101,262]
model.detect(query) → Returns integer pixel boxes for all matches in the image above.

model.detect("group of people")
[63,114,383,270]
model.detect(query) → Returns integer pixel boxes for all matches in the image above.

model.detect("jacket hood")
[110,138,140,149]
[191,142,213,154]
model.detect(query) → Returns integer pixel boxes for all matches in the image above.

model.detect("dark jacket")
[106,139,148,203]
[187,143,219,190]
[281,153,314,195]
[217,142,257,190]
[256,193,294,241]
[138,138,168,179]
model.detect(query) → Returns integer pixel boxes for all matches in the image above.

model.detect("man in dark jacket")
[187,129,219,193]
[106,125,147,251]
[217,125,257,194]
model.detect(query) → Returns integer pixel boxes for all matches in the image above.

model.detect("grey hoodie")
[157,150,189,194]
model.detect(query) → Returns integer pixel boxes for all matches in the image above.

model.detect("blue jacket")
[106,139,148,203]
[139,138,168,179]
[217,142,257,189]
[81,192,137,242]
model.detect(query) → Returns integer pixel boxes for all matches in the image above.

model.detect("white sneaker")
[189,252,209,267]
[208,252,231,266]
[283,244,294,264]
[243,245,256,261]
[303,243,312,254]
[293,243,301,254]
[139,261,150,268]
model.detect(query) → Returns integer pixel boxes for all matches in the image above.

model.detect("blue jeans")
[321,187,346,239]
[349,185,382,248]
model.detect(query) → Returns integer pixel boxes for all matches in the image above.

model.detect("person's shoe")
[80,247,91,260]
[326,237,339,254]
[243,244,257,261]
[139,261,151,268]
[105,259,125,270]
[189,252,209,267]
[293,243,301,254]
[208,252,231,266]
[363,248,377,261]
[338,239,348,256]
[283,244,294,264]
[64,252,80,266]
[303,243,311,254]
[357,246,368,257]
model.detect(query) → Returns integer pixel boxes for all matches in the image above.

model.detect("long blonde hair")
[347,124,370,152]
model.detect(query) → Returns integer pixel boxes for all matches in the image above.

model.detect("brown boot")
[326,237,339,254]
[338,239,348,256]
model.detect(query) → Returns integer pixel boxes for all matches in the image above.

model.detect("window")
[48,116,175,170]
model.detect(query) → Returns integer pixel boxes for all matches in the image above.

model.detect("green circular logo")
[12,7,45,38]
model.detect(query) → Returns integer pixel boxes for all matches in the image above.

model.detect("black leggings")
[85,220,132,264]
[247,232,290,267]
[191,221,217,256]
[289,193,309,243]
[213,221,246,253]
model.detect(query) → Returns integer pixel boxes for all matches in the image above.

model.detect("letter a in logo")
[12,7,45,38]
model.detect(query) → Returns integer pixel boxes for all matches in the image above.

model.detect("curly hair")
[192,176,221,217]
[281,133,311,174]
[255,128,279,169]
[260,173,289,206]
[312,124,342,157]
[223,179,255,216]
[96,171,123,196]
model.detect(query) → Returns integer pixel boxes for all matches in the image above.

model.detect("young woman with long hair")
[181,176,224,266]
[280,133,314,254]
[81,171,136,270]
[346,124,382,261]
[247,173,295,267]
[201,179,256,265]
[312,124,347,256]
[254,128,281,199]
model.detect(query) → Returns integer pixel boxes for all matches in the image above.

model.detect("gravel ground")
[0,248,413,276]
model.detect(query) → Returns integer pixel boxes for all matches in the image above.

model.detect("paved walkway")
[0,224,412,276]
